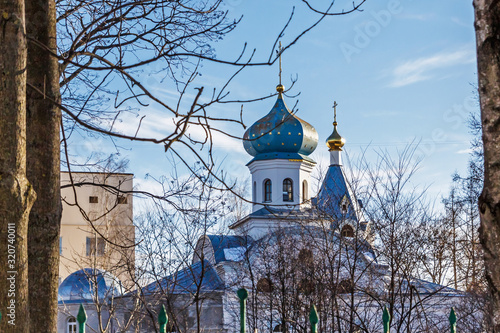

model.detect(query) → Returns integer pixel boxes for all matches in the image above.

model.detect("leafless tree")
[113,162,246,333]
[229,147,466,333]
[3,0,372,330]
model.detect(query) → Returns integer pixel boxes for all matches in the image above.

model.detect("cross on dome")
[326,100,345,151]
[333,101,338,123]
[276,41,285,93]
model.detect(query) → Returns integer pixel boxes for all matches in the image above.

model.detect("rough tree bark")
[25,0,62,330]
[474,0,500,330]
[0,0,36,331]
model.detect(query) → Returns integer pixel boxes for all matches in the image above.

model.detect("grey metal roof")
[143,259,224,295]
[400,277,461,296]
[248,206,315,219]
[248,224,378,264]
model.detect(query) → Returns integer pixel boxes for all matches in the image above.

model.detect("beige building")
[59,171,135,288]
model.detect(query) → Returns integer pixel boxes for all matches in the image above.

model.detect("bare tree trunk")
[0,0,36,331]
[25,0,62,329]
[474,0,500,330]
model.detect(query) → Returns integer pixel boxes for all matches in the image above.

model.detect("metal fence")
[0,287,457,332]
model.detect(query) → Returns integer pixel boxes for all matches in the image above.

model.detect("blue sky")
[70,0,478,207]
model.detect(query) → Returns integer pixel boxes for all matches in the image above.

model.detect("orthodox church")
[57,80,461,333]
[134,82,459,333]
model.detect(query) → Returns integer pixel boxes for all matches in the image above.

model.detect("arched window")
[341,196,349,214]
[67,317,77,333]
[341,225,354,238]
[342,203,348,213]
[302,180,308,202]
[253,181,256,202]
[282,178,293,202]
[256,278,274,293]
[263,179,272,202]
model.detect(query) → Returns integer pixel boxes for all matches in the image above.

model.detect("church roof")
[247,225,378,267]
[405,278,460,296]
[229,206,316,230]
[206,235,252,264]
[143,259,224,295]
[58,268,123,304]
[315,164,365,228]
[243,92,318,163]
[248,206,314,219]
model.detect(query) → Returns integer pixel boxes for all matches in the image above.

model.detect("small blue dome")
[58,268,123,303]
[243,94,318,160]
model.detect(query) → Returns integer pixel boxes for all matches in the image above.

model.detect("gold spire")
[326,101,345,151]
[276,41,285,93]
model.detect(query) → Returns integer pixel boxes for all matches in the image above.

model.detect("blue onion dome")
[58,268,123,303]
[243,85,318,161]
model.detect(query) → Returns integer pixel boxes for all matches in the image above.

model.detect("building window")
[89,196,98,203]
[341,196,349,214]
[67,317,77,333]
[86,236,106,256]
[342,203,348,213]
[302,180,308,202]
[341,225,354,238]
[59,237,62,255]
[253,181,256,202]
[283,178,293,202]
[117,196,127,204]
[263,179,272,202]
[256,278,274,293]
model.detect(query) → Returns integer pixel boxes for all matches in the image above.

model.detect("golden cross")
[333,101,338,122]
[278,41,283,85]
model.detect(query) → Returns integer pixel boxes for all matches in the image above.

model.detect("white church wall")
[248,159,315,212]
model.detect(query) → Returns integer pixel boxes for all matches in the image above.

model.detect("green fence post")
[309,305,319,333]
[77,304,87,333]
[237,288,248,333]
[449,307,457,333]
[159,304,168,333]
[383,306,390,333]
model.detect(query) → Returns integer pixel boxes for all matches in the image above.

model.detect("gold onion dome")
[326,121,345,151]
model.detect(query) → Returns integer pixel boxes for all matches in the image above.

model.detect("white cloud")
[110,108,245,155]
[456,148,473,155]
[389,48,476,87]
